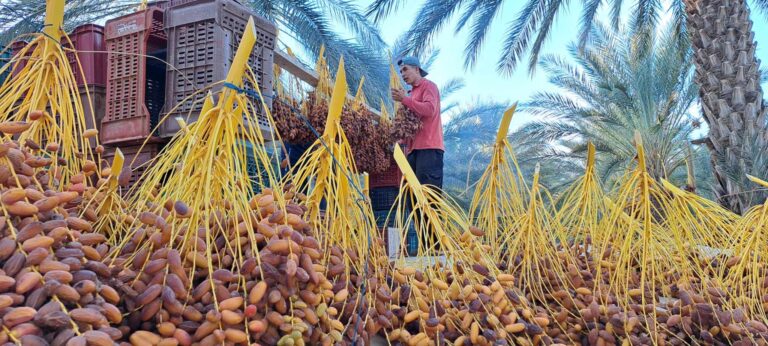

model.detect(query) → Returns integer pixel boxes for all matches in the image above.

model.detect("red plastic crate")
[10,25,106,86]
[369,157,403,188]
[77,84,106,148]
[102,143,162,194]
[161,0,276,138]
[152,0,199,9]
[63,24,107,87]
[102,8,168,145]
[9,40,31,77]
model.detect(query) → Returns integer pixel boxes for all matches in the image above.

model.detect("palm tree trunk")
[684,0,768,214]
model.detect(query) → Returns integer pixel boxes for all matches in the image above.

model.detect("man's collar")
[411,78,425,88]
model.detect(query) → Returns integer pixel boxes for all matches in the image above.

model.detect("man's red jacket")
[402,78,444,153]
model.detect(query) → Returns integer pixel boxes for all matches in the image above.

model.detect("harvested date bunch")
[272,92,329,146]
[390,107,421,143]
[381,264,548,346]
[272,95,315,145]
[273,92,421,174]
[493,240,768,345]
[0,138,125,345]
[107,186,360,345]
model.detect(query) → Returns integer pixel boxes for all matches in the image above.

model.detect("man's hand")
[391,88,406,102]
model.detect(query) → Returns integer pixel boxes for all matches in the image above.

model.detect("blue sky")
[348,0,768,129]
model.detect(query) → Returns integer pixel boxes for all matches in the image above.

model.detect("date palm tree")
[368,0,768,213]
[441,22,715,206]
[517,22,714,194]
[442,101,579,208]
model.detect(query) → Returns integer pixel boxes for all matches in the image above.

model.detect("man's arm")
[402,84,439,119]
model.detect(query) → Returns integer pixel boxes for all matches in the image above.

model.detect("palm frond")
[610,0,624,29]
[314,0,386,49]
[631,0,662,33]
[761,67,768,85]
[276,1,389,102]
[497,0,549,74]
[454,0,483,33]
[440,78,465,99]
[463,0,504,68]
[577,0,602,50]
[519,19,705,186]
[526,0,569,74]
[403,0,467,56]
[748,0,768,19]
[364,0,407,23]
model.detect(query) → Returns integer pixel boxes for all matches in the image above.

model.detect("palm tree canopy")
[247,0,390,101]
[514,21,713,194]
[442,101,510,208]
[0,0,391,102]
[441,99,581,208]
[366,0,768,75]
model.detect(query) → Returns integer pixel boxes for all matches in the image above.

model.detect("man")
[391,56,444,189]
[392,56,443,255]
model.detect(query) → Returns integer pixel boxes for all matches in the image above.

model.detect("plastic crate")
[77,84,106,148]
[152,0,202,9]
[405,226,418,256]
[0,48,10,85]
[369,157,402,188]
[63,24,107,87]
[162,0,276,138]
[369,187,399,211]
[101,8,167,145]
[153,0,257,9]
[102,143,162,194]
[9,40,31,78]
[12,26,106,84]
[373,209,392,229]
[239,140,264,191]
[377,226,417,258]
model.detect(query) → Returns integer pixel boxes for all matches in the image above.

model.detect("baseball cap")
[397,56,428,77]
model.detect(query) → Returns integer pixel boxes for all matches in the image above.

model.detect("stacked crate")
[102,7,167,146]
[0,47,10,85]
[6,26,107,148]
[238,140,283,194]
[101,8,168,191]
[102,144,163,196]
[369,158,416,256]
[64,24,107,88]
[63,24,108,148]
[161,0,276,139]
[370,158,403,189]
[9,40,30,78]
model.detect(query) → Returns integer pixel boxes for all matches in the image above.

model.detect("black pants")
[406,149,444,188]
[406,149,444,254]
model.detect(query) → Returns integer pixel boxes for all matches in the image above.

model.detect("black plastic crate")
[369,187,399,212]
[1,48,12,86]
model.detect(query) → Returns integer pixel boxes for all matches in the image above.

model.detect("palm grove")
[371,0,768,214]
[3,0,767,213]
